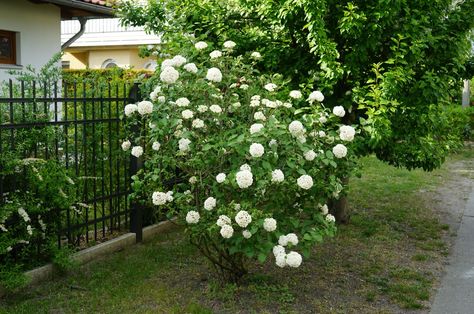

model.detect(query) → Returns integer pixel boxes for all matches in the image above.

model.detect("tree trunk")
[331,177,350,224]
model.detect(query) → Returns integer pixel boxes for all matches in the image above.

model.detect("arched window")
[101,59,118,69]
[144,60,157,71]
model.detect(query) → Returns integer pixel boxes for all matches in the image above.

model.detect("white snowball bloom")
[152,191,168,205]
[183,63,198,73]
[217,215,231,227]
[319,115,327,123]
[339,125,356,141]
[318,131,326,138]
[216,173,226,183]
[197,105,208,113]
[240,164,251,172]
[271,169,284,183]
[178,138,191,152]
[209,104,222,114]
[263,218,277,232]
[286,251,302,268]
[160,66,179,84]
[189,176,197,184]
[149,122,156,129]
[152,141,161,151]
[27,225,33,236]
[320,204,329,215]
[297,175,313,190]
[210,50,223,59]
[181,109,194,120]
[308,91,324,103]
[206,67,223,82]
[166,191,174,202]
[333,144,348,158]
[235,210,252,228]
[137,101,153,115]
[236,169,253,189]
[204,197,217,211]
[232,102,241,108]
[333,106,346,117]
[326,214,336,223]
[161,59,174,68]
[234,203,241,210]
[195,41,208,50]
[250,123,264,134]
[186,211,200,224]
[176,97,190,107]
[242,230,252,239]
[278,235,289,246]
[223,40,236,49]
[289,90,303,99]
[264,83,277,92]
[192,118,205,129]
[250,99,261,107]
[297,135,307,144]
[286,233,298,246]
[251,51,262,59]
[157,96,166,103]
[269,139,277,147]
[220,224,234,238]
[288,121,305,137]
[172,55,187,67]
[275,254,287,268]
[131,146,143,158]
[124,104,138,116]
[121,140,131,151]
[273,245,286,257]
[239,84,249,90]
[150,91,158,101]
[304,150,317,161]
[254,111,266,121]
[249,143,264,158]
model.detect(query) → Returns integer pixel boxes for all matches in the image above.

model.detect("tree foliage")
[119,0,473,171]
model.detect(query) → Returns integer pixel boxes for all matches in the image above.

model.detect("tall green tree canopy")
[120,0,474,170]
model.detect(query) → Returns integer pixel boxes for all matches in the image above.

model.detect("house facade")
[0,0,113,82]
[61,17,161,71]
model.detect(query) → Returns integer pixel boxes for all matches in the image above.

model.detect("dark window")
[0,30,16,65]
[62,61,71,69]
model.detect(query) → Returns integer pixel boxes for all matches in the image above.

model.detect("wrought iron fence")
[0,79,140,248]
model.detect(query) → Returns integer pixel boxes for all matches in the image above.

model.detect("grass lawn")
[2,149,472,314]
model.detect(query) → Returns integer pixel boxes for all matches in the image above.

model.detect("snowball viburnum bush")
[124,39,357,282]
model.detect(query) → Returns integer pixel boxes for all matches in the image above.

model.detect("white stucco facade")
[0,0,60,82]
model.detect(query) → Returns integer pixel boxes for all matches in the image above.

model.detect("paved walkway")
[431,186,474,314]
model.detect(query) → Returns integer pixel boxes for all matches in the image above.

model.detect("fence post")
[128,82,143,243]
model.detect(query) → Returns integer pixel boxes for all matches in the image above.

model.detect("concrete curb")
[0,220,176,298]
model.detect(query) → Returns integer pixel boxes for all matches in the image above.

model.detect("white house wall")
[0,0,60,82]
[61,18,161,48]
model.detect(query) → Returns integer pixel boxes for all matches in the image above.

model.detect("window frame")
[0,30,17,65]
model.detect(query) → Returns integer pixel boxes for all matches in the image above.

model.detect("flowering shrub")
[124,40,357,282]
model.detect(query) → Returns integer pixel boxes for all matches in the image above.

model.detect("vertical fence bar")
[128,83,143,243]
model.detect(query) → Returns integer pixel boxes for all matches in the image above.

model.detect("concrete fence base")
[0,219,178,298]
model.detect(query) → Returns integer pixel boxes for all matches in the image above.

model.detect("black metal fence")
[0,79,140,248]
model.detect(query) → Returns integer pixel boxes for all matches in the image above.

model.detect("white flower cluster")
[249,143,264,158]
[271,169,284,183]
[210,50,223,59]
[206,67,223,82]
[181,109,194,120]
[289,90,302,99]
[209,104,222,114]
[236,169,253,189]
[250,123,264,134]
[273,245,302,268]
[137,101,153,115]
[216,173,226,183]
[304,150,317,161]
[195,41,208,50]
[124,104,138,117]
[204,197,217,210]
[192,118,205,129]
[263,218,277,232]
[254,111,266,121]
[152,191,173,206]
[220,224,234,238]
[235,210,252,228]
[264,83,277,92]
[333,106,345,117]
[186,211,200,224]
[223,40,236,49]
[297,175,313,190]
[160,66,180,84]
[332,144,347,158]
[308,91,324,103]
[288,121,305,137]
[339,125,355,142]
[184,63,198,73]
[217,215,231,227]
[176,97,190,107]
[131,146,143,158]
[152,141,161,151]
[178,138,191,152]
[121,140,131,151]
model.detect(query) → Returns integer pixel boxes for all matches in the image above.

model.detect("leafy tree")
[119,0,474,221]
